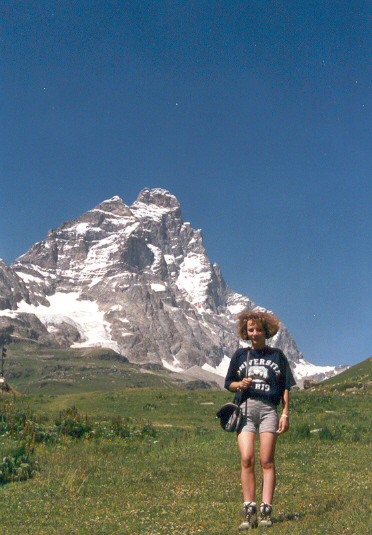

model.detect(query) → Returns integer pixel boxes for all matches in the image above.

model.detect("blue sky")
[1,1,371,367]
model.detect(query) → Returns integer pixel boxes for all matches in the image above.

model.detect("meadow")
[0,381,371,535]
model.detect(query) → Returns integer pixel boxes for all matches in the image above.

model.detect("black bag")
[216,349,250,432]
[216,400,242,432]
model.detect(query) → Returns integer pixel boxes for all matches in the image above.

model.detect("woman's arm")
[277,388,290,434]
[228,377,253,393]
[224,349,249,391]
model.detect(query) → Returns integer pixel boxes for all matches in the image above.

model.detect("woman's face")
[246,320,266,349]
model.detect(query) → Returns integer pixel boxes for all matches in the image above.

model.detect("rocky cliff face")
[0,188,343,382]
[0,259,30,310]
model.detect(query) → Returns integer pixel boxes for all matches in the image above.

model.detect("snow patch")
[292,358,336,381]
[17,293,120,352]
[176,253,212,308]
[151,283,167,292]
[162,358,184,372]
[227,300,248,315]
[16,272,44,283]
[131,202,171,223]
[202,355,231,378]
[75,223,91,234]
[110,305,123,312]
[164,254,176,264]
[0,310,19,319]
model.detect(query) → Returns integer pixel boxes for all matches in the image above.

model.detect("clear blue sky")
[1,1,371,367]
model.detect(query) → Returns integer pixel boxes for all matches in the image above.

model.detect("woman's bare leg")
[237,431,257,502]
[259,432,277,504]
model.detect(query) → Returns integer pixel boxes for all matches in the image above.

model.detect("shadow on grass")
[274,495,346,525]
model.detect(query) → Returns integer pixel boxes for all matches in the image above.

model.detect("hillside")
[316,356,372,392]
[2,340,225,395]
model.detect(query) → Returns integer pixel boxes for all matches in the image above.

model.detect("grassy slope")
[3,341,200,394]
[318,356,372,389]
[0,384,371,535]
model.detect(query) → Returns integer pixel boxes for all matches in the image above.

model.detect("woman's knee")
[238,431,256,470]
[241,454,255,470]
[260,457,275,471]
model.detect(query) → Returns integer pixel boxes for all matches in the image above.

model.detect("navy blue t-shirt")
[224,346,296,407]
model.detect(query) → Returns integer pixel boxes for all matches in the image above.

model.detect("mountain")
[1,188,347,384]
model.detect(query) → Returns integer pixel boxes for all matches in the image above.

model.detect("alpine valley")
[0,188,347,389]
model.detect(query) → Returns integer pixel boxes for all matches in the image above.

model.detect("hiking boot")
[238,502,257,530]
[258,503,272,527]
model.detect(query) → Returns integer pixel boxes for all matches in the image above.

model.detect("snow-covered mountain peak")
[0,188,347,384]
[136,188,180,209]
[131,188,183,226]
[91,196,133,218]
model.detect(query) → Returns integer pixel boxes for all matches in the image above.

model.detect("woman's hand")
[240,377,253,391]
[277,414,289,434]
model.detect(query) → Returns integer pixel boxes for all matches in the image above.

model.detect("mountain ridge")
[0,188,348,384]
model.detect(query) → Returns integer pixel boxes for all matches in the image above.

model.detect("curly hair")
[237,309,280,340]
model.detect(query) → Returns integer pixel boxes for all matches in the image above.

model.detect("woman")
[224,310,296,530]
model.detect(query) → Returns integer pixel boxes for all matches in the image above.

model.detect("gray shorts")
[239,398,279,434]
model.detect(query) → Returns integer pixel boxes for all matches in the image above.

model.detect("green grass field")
[0,380,371,535]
